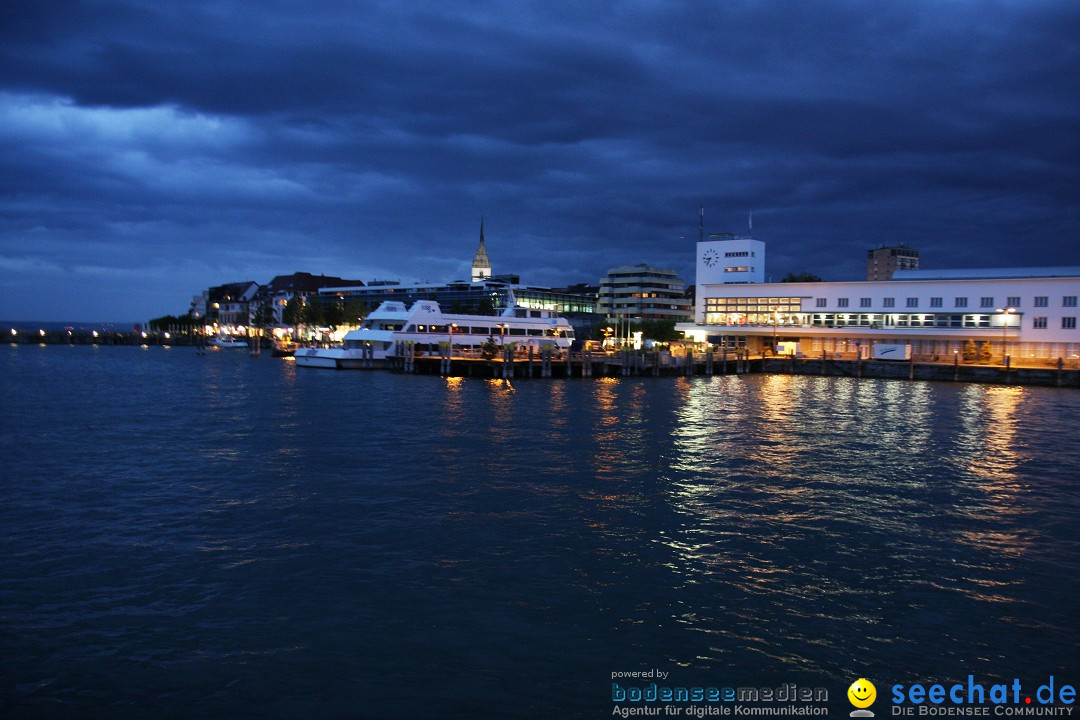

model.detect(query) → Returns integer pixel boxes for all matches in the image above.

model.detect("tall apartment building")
[597,264,692,321]
[868,244,919,280]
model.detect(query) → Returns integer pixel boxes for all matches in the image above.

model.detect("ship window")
[430,325,447,333]
[405,324,416,332]
[508,328,526,336]
[470,326,489,334]
[527,329,544,336]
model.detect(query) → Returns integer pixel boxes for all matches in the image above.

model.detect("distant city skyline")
[2,1,1078,322]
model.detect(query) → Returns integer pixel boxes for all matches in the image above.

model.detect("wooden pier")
[13,331,1077,387]
[390,342,760,378]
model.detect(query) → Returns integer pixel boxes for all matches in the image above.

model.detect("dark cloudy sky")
[2,0,1078,321]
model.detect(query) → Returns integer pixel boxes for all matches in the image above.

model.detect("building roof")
[208,281,259,302]
[603,263,681,275]
[263,272,366,294]
[892,267,1080,281]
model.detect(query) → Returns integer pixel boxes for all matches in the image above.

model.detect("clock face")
[703,249,718,267]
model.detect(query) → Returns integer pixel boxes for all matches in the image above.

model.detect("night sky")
[2,1,1078,322]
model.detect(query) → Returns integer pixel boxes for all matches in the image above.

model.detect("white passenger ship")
[294,299,575,369]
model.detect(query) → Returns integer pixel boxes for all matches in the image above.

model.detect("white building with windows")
[679,236,1080,362]
[696,233,766,285]
[597,263,691,321]
[867,244,919,280]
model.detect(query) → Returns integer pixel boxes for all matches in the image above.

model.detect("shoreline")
[11,338,1079,388]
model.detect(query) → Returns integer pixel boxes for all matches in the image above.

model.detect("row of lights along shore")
[10,328,173,341]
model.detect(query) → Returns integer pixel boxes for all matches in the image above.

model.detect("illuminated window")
[704,296,803,325]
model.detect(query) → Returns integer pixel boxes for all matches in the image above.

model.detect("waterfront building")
[696,233,766,285]
[317,225,596,318]
[320,278,597,316]
[596,264,692,321]
[679,236,1080,361]
[868,244,919,280]
[258,272,366,324]
[189,229,601,338]
[205,281,260,328]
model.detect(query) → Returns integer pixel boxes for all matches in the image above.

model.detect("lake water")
[2,344,1078,718]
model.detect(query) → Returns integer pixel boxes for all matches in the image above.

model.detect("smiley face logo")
[848,678,876,709]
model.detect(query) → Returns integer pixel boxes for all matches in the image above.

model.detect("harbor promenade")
[392,344,1080,387]
[10,330,1079,386]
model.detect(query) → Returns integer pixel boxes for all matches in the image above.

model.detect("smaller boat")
[294,344,353,368]
[272,339,299,357]
[210,334,248,349]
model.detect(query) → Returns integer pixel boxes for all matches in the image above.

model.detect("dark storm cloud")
[1,0,1078,320]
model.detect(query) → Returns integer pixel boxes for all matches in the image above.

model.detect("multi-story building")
[258,272,366,324]
[320,228,596,318]
[867,244,919,280]
[205,281,260,328]
[696,233,766,285]
[320,277,596,316]
[596,264,692,321]
[679,235,1080,361]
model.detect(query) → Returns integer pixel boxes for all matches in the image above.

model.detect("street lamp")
[772,309,779,354]
[996,307,1015,362]
[449,323,457,355]
[496,322,507,346]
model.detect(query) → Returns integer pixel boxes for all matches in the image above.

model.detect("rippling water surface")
[2,345,1078,718]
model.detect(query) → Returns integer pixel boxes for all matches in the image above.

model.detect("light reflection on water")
[2,346,1079,718]
[656,375,1078,682]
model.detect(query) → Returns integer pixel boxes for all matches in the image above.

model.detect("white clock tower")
[696,233,765,286]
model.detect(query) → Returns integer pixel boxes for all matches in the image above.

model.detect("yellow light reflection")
[953,385,1034,564]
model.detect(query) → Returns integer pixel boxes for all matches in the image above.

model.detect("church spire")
[472,217,492,282]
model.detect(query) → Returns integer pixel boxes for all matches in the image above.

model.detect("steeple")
[471,217,492,282]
